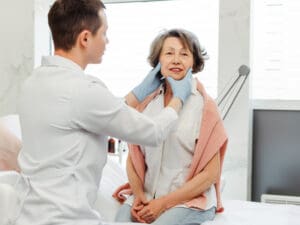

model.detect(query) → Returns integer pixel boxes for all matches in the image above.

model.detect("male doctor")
[16,0,192,225]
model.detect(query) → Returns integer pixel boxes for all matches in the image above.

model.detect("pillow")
[0,117,22,172]
[95,157,128,222]
[0,115,22,140]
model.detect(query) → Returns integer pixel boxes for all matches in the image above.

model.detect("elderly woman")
[113,29,228,225]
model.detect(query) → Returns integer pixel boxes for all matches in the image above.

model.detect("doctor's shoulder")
[71,74,122,110]
[84,74,108,89]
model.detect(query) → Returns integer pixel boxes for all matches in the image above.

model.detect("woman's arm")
[162,151,220,208]
[137,152,220,223]
[126,156,148,222]
[126,156,145,200]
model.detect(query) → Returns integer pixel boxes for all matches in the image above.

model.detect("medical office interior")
[0,0,300,224]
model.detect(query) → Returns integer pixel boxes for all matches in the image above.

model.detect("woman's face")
[159,37,194,80]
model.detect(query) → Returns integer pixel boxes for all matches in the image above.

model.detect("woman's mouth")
[169,68,183,73]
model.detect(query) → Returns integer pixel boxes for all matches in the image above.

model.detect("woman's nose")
[172,54,180,64]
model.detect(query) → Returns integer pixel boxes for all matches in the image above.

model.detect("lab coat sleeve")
[71,78,178,147]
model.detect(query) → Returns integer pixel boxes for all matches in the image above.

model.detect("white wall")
[0,0,253,200]
[0,0,52,117]
[34,0,53,67]
[218,0,251,200]
[0,0,34,117]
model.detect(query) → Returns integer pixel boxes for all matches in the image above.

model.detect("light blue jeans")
[115,204,216,225]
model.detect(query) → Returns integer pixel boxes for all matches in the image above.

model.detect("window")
[85,0,219,97]
[252,0,300,100]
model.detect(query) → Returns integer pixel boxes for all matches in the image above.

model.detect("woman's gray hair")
[147,28,207,73]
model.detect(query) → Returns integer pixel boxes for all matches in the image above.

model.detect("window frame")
[103,0,173,3]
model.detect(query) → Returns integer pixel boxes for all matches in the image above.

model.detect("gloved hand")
[166,68,193,104]
[132,63,162,102]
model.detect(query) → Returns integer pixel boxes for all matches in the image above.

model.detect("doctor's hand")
[132,63,162,102]
[167,68,193,104]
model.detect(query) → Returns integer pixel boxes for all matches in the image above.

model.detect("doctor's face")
[159,37,194,80]
[87,9,109,64]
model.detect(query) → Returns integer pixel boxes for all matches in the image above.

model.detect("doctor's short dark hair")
[48,0,105,51]
[148,28,207,73]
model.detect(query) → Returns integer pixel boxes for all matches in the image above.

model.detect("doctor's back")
[16,57,114,225]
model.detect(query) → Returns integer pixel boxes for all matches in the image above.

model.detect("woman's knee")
[153,207,216,225]
[114,204,132,222]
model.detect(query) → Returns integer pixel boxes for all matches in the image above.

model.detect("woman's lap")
[152,207,216,225]
[115,204,216,225]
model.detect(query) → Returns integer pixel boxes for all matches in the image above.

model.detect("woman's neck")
[164,82,173,106]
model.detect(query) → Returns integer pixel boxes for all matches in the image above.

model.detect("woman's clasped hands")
[131,195,167,224]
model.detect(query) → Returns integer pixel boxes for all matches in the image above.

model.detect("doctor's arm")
[137,152,221,223]
[72,75,191,147]
[125,92,182,112]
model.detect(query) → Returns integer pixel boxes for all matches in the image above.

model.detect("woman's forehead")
[162,37,190,51]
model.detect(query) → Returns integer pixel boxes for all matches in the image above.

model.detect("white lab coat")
[14,56,178,225]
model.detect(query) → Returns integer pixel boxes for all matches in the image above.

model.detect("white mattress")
[203,200,300,225]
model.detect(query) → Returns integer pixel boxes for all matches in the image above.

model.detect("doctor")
[15,0,192,225]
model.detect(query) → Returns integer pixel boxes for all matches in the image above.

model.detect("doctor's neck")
[55,48,88,70]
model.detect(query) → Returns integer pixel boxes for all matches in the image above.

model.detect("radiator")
[261,194,300,206]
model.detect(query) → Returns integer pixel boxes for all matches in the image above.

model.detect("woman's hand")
[136,198,166,224]
[131,194,148,223]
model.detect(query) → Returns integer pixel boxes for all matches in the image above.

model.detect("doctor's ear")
[78,30,90,47]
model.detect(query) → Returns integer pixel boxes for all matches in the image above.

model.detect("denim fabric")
[115,204,216,225]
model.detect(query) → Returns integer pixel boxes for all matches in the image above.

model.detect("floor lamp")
[216,65,251,120]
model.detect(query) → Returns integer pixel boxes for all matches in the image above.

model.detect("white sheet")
[95,157,146,224]
[203,200,300,225]
[95,157,128,221]
[103,223,144,225]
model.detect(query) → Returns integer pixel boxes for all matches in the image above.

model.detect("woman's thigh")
[152,207,216,225]
[114,204,133,222]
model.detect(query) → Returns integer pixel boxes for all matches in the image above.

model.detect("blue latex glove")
[166,68,193,104]
[132,63,162,102]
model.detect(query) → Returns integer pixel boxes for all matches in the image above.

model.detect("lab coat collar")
[41,55,83,73]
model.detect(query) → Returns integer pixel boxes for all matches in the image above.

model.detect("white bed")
[93,158,300,225]
[97,157,300,225]
[1,115,300,225]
